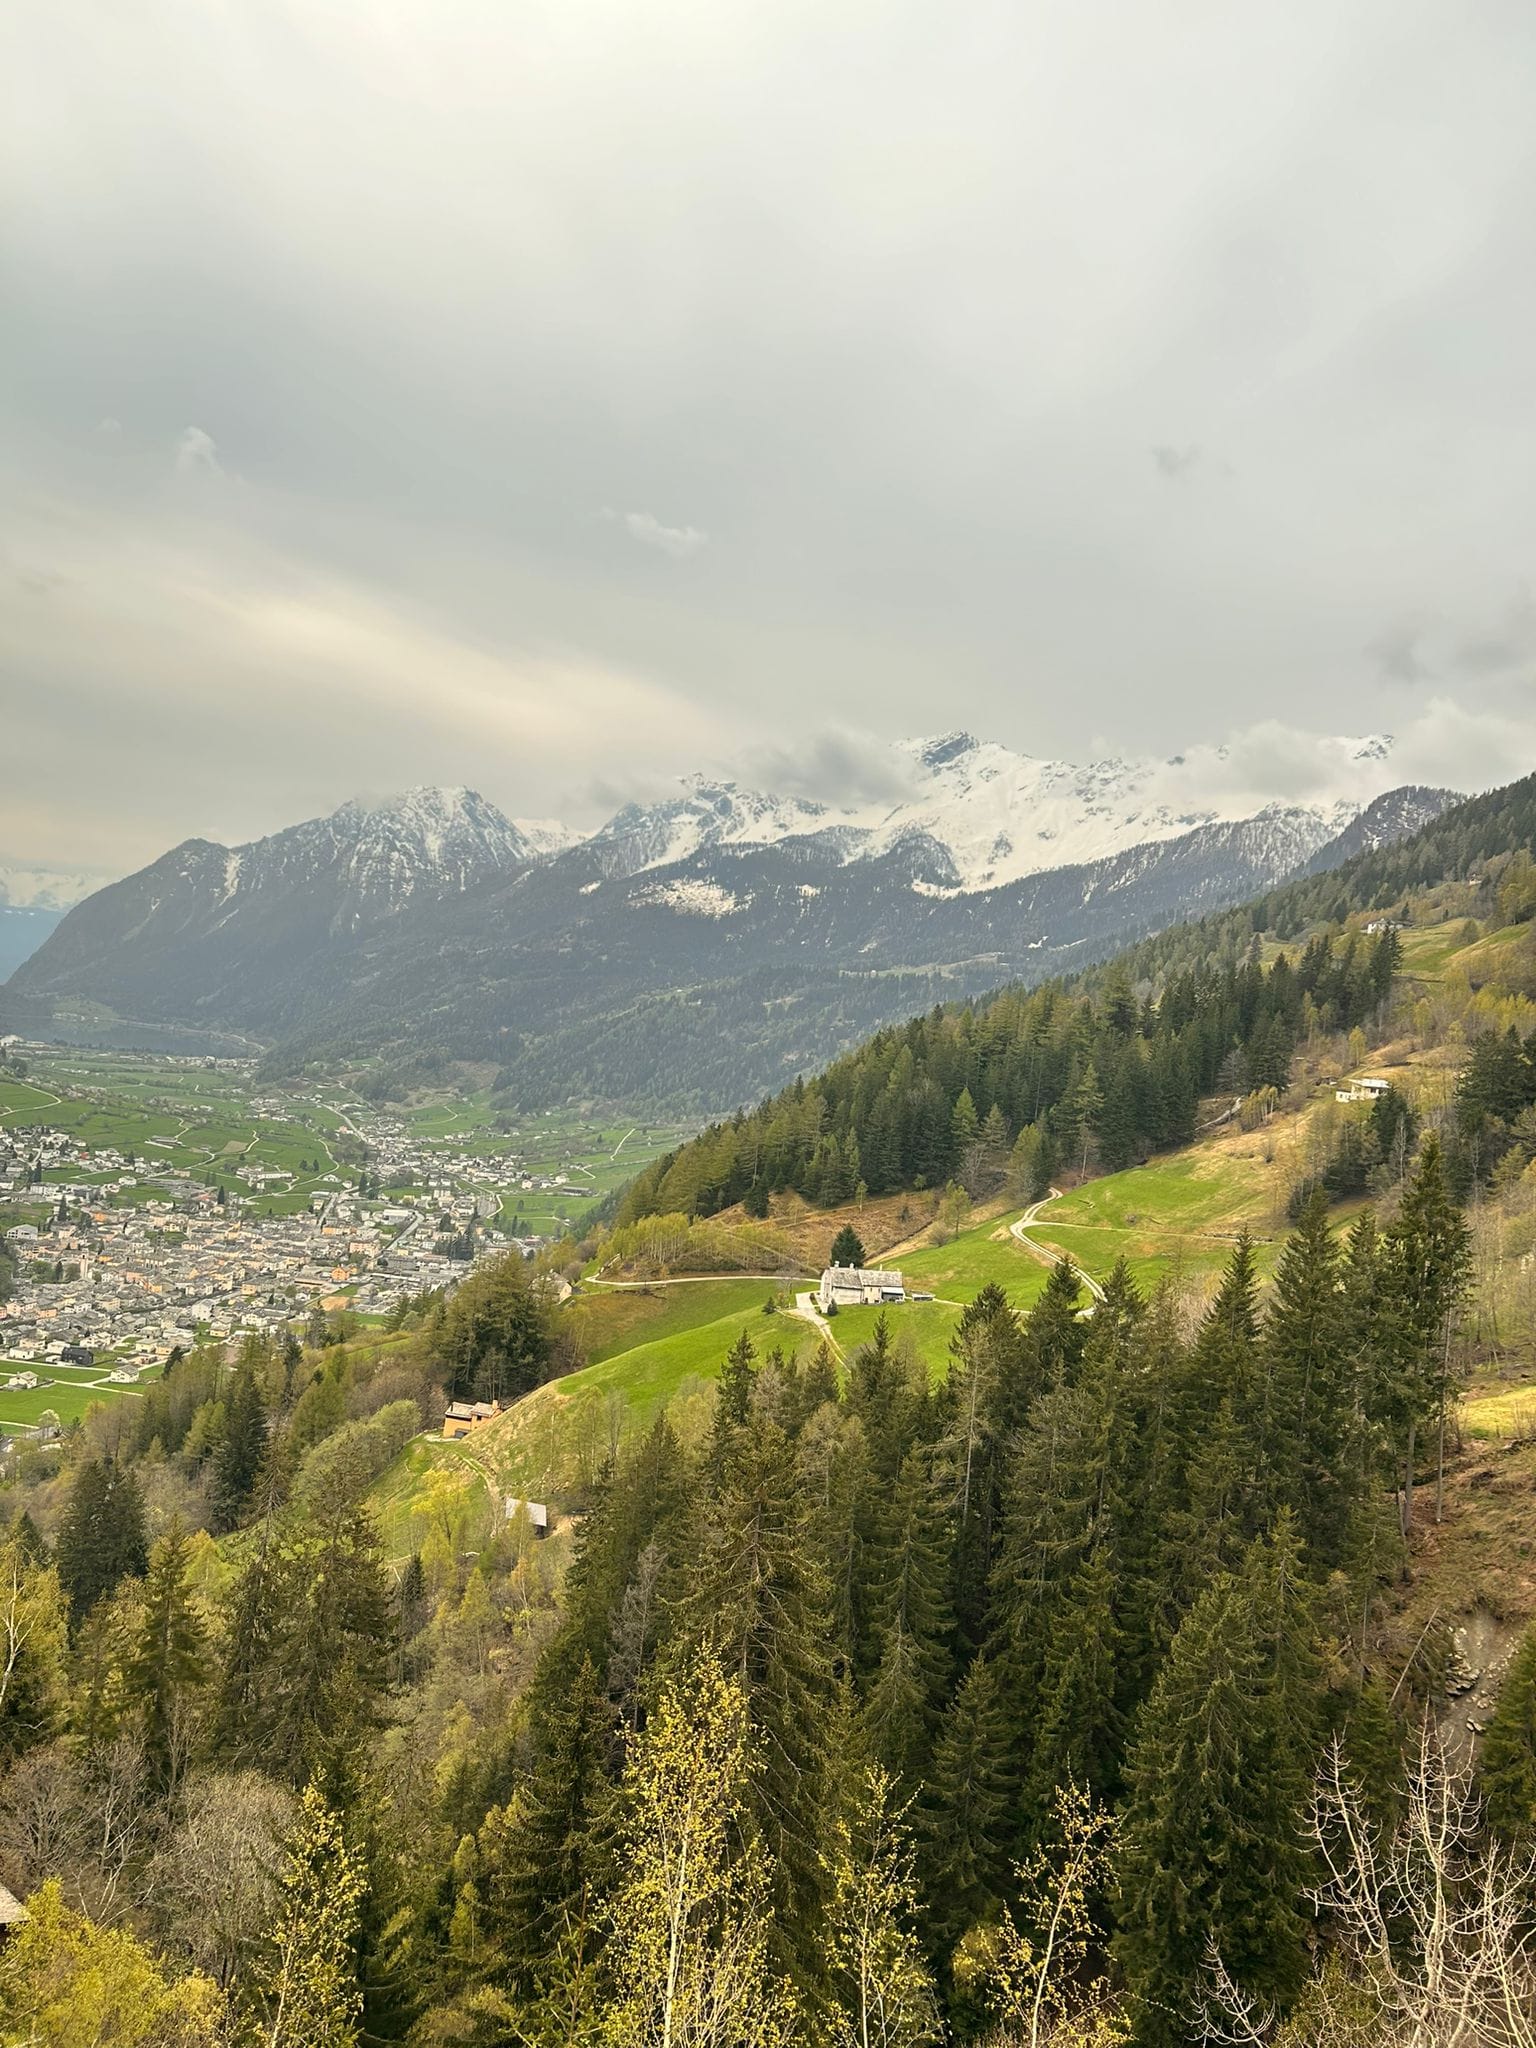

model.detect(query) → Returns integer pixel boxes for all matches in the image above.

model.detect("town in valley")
[0,1038,687,1438]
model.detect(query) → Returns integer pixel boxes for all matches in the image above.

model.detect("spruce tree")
[127,1518,208,1790]
[920,1655,1015,1950]
[1023,1540,1124,1826]
[686,1415,836,1980]
[212,1362,267,1533]
[1381,1134,1471,1533]
[1481,1620,1536,1842]
[482,1653,616,1993]
[1115,1520,1318,2047]
[829,1223,866,1270]
[859,1448,953,1795]
[56,1458,148,1629]
[1258,1191,1353,1566]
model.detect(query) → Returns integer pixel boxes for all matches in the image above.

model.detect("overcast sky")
[5,0,1536,877]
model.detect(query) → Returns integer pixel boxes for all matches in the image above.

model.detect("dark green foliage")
[1481,1622,1536,1843]
[215,1503,395,1790]
[126,1520,208,1790]
[434,1250,556,1403]
[212,1362,267,1532]
[616,939,1337,1225]
[1116,1520,1319,2047]
[55,1458,148,1628]
[920,1654,1015,1950]
[683,1412,837,1979]
[481,1653,616,1994]
[829,1223,866,1269]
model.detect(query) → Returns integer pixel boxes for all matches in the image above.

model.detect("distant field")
[1044,1150,1275,1234]
[4,1051,691,1230]
[0,1376,144,1430]
[368,1434,497,1561]
[900,1219,1052,1307]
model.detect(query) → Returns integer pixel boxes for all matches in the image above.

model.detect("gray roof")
[0,1882,28,1926]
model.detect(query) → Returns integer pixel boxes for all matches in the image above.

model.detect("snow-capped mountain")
[247,786,533,919]
[576,730,1405,892]
[3,741,1461,1105]
[4,788,534,1028]
[588,780,834,876]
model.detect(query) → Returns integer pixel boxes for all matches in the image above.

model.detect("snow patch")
[633,879,745,918]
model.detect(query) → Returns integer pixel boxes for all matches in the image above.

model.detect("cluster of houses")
[0,1119,522,1373]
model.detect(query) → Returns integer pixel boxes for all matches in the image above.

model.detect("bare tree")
[148,1770,296,1990]
[1204,1724,1536,2048]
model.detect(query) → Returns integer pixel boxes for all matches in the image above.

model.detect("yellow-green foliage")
[598,1211,797,1276]
[0,1879,224,2046]
[600,1650,797,2047]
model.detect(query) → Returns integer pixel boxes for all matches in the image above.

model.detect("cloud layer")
[4,0,1536,871]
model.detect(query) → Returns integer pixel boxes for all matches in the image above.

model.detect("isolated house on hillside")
[818,1266,905,1311]
[1335,1076,1392,1104]
[505,1496,550,1537]
[442,1398,501,1440]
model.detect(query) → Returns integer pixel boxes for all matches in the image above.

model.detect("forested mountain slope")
[4,778,1454,1111]
[2,777,1536,2041]
[616,770,1535,1224]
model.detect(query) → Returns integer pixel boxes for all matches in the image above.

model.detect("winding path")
[1009,1188,1107,1305]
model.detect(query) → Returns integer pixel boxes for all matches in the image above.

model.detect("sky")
[4,0,1536,879]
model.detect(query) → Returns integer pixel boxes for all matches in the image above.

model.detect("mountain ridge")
[2,768,1459,1109]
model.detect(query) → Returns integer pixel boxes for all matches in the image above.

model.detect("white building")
[1335,1077,1392,1104]
[818,1265,906,1311]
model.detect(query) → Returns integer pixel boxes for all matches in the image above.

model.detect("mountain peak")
[903,731,982,771]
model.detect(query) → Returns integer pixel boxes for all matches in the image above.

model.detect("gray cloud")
[1152,445,1202,481]
[5,0,1536,871]
[1368,620,1432,686]
[737,729,921,808]
[1455,588,1536,675]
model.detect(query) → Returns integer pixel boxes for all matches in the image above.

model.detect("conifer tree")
[1115,1519,1318,2046]
[860,1448,952,1790]
[829,1223,866,1270]
[714,1329,758,1441]
[216,1505,394,1790]
[56,1457,148,1629]
[1259,1191,1353,1565]
[1018,1255,1086,1399]
[1023,1540,1124,1825]
[921,1656,1015,1950]
[481,1652,616,1992]
[1381,1134,1471,1532]
[213,1363,268,1533]
[127,1518,208,1791]
[1481,1620,1536,1842]
[686,1415,836,1978]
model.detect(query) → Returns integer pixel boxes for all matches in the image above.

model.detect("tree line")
[616,931,1399,1225]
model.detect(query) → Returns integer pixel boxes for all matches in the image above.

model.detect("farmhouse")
[1335,1076,1392,1104]
[442,1398,502,1440]
[818,1265,906,1311]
